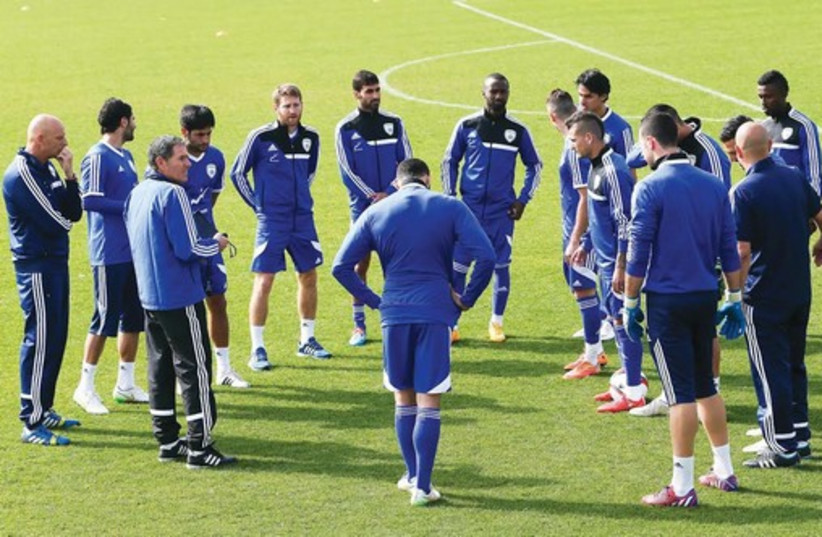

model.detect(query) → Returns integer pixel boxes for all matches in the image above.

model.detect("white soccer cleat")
[410,487,441,506]
[397,473,416,492]
[217,369,251,389]
[629,394,668,417]
[113,385,149,404]
[571,327,585,338]
[73,387,110,415]
[743,439,767,454]
[746,427,763,437]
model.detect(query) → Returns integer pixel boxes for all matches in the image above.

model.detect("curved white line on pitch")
[380,41,737,122]
[380,40,558,116]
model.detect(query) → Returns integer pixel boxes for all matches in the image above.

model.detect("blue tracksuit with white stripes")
[124,168,222,450]
[626,117,732,190]
[763,106,822,195]
[335,108,412,219]
[3,149,82,427]
[601,108,634,159]
[732,156,820,452]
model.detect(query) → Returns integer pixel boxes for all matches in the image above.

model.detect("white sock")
[671,456,694,496]
[584,342,604,364]
[491,314,503,326]
[215,347,230,373]
[117,361,135,390]
[79,363,97,392]
[250,325,265,350]
[300,319,315,344]
[623,383,645,401]
[711,443,734,479]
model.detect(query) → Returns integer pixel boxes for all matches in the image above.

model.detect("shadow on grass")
[218,385,538,427]
[444,490,822,522]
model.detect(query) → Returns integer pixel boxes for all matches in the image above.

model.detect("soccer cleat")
[563,353,608,371]
[186,444,238,470]
[488,321,506,343]
[641,486,698,508]
[297,337,332,359]
[410,487,442,506]
[562,361,600,380]
[450,327,460,344]
[21,424,70,446]
[593,390,613,402]
[698,469,739,492]
[629,394,669,417]
[742,439,767,454]
[742,449,800,469]
[42,409,81,429]
[158,439,190,462]
[597,395,645,413]
[798,441,812,459]
[571,327,585,338]
[349,327,367,347]
[746,427,763,437]
[113,385,149,404]
[73,387,110,415]
[217,369,250,389]
[248,347,273,371]
[397,473,416,492]
[600,319,615,341]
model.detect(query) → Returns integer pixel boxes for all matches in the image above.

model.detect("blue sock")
[395,405,417,479]
[413,407,441,494]
[353,303,365,330]
[492,266,510,317]
[577,294,601,345]
[615,324,643,386]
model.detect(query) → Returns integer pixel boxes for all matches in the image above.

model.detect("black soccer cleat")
[158,439,190,463]
[743,449,800,469]
[186,444,238,470]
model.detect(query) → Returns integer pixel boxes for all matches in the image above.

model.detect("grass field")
[2,1,822,535]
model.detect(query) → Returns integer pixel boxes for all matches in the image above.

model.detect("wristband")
[725,289,742,303]
[624,296,639,308]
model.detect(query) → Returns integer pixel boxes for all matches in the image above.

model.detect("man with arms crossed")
[333,158,495,506]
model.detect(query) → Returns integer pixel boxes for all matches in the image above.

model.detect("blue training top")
[332,184,495,326]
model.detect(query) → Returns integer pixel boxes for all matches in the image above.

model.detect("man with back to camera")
[73,98,148,415]
[335,69,412,346]
[4,114,82,445]
[332,158,495,506]
[624,111,744,507]
[442,72,542,343]
[546,89,610,375]
[231,83,332,369]
[757,69,822,194]
[180,104,249,389]
[125,135,236,468]
[731,122,821,468]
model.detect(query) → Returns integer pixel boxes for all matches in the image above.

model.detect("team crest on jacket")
[206,164,217,178]
[302,138,312,152]
[782,127,794,140]
[383,122,394,136]
[504,129,516,143]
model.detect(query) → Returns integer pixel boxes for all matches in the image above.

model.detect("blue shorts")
[383,323,451,394]
[201,252,228,296]
[455,216,513,268]
[646,291,717,405]
[251,223,323,274]
[89,262,144,337]
[562,252,598,292]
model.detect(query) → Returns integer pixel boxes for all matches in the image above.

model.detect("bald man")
[732,122,822,468]
[3,114,83,446]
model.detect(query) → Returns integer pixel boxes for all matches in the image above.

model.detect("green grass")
[1,1,822,535]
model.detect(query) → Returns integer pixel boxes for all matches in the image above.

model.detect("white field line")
[453,0,760,113]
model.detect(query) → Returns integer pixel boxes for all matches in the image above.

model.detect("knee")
[298,269,317,289]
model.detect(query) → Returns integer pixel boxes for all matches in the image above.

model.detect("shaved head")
[26,114,68,162]
[735,122,772,170]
